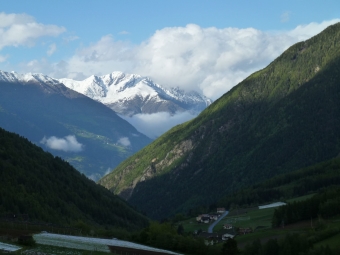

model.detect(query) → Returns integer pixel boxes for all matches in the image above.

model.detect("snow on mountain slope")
[0,70,60,86]
[0,69,212,138]
[0,69,152,179]
[59,72,212,116]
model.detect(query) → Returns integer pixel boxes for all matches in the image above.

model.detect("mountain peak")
[0,70,60,86]
[59,72,212,116]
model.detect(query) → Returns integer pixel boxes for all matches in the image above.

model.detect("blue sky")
[1,1,339,99]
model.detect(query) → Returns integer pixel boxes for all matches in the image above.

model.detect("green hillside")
[0,127,149,230]
[179,158,340,254]
[99,23,340,219]
[217,156,340,209]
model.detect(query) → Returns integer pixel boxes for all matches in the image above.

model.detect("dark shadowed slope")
[0,127,149,229]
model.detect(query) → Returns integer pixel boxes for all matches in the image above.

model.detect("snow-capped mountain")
[59,72,212,116]
[0,70,212,139]
[0,69,152,180]
[0,70,60,85]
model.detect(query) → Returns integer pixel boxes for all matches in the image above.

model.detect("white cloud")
[47,43,57,56]
[286,20,340,41]
[104,168,112,176]
[19,19,340,100]
[117,137,131,147]
[63,35,79,43]
[89,168,112,181]
[0,54,8,62]
[40,135,84,152]
[121,111,197,139]
[0,12,34,28]
[281,11,291,23]
[0,12,65,50]
[88,173,101,181]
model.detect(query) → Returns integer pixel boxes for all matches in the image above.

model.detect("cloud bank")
[120,111,197,139]
[117,137,131,147]
[47,43,57,56]
[40,135,84,152]
[20,19,340,101]
[4,17,339,138]
[0,12,65,50]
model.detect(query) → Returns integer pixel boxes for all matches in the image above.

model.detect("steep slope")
[0,71,152,180]
[99,23,340,219]
[217,156,340,209]
[59,72,212,116]
[0,127,149,229]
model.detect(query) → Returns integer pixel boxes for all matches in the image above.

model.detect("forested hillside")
[0,127,149,230]
[272,186,340,227]
[217,156,340,210]
[99,23,340,219]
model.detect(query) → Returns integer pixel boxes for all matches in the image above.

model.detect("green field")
[216,207,276,231]
[230,207,340,252]
[176,206,278,237]
[314,232,340,250]
[178,218,210,233]
[286,193,315,203]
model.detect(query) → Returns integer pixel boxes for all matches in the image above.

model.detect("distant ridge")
[0,70,152,179]
[59,72,212,117]
[0,71,59,85]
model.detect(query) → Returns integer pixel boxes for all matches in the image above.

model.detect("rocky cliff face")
[100,139,195,200]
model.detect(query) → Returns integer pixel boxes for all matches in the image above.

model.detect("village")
[194,208,253,245]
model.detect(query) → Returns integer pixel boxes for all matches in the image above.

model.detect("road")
[208,211,229,233]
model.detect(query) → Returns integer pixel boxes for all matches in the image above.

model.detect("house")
[223,224,233,230]
[197,212,222,223]
[217,208,226,213]
[201,216,210,223]
[222,233,235,240]
[196,214,210,222]
[199,232,220,245]
[209,214,219,221]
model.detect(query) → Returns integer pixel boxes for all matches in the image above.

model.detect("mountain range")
[99,23,340,219]
[59,72,212,117]
[0,70,211,179]
[0,71,152,180]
